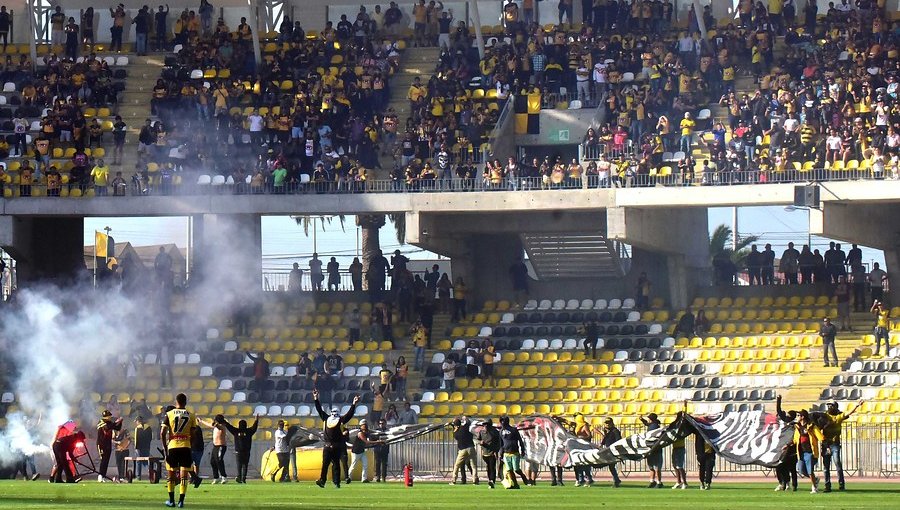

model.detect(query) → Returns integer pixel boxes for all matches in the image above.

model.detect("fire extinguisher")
[403,463,413,487]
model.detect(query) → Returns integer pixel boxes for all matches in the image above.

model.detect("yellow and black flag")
[513,91,541,135]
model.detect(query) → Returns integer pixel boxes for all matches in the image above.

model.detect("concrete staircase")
[113,55,165,169]
[779,312,872,409]
[521,232,627,279]
[379,47,442,169]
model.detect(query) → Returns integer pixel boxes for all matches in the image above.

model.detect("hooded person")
[51,423,85,483]
[475,418,501,489]
[222,415,259,483]
[313,388,359,488]
[499,416,531,489]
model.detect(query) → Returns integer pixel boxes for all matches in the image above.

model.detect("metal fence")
[380,423,900,479]
[1,169,895,199]
[262,270,428,292]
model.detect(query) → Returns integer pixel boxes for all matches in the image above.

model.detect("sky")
[81,206,885,275]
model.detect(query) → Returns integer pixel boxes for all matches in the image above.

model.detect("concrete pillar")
[191,213,262,294]
[0,216,86,284]
[607,207,709,310]
[884,248,900,308]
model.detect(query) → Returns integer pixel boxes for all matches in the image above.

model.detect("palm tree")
[294,214,407,290]
[709,224,759,268]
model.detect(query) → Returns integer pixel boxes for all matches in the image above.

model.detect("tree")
[708,224,759,268]
[357,214,386,290]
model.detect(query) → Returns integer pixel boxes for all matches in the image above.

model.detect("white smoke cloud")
[0,214,272,469]
[0,285,146,466]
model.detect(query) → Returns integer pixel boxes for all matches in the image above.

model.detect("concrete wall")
[0,216,87,284]
[516,109,596,147]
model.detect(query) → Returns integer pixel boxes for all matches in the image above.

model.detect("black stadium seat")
[720,390,733,401]
[233,379,247,391]
[748,390,760,400]
[606,325,620,336]
[507,326,521,337]
[613,312,627,322]
[633,337,647,349]
[571,312,584,322]
[507,339,522,350]
[620,325,635,336]
[275,380,289,391]
[563,325,578,335]
[494,339,509,351]
[535,326,549,336]
[585,312,598,321]
[709,377,722,388]
[246,391,258,402]
[693,390,705,401]
[651,365,664,375]
[644,350,658,362]
[628,350,642,361]
[557,312,570,323]
[705,390,719,401]
[664,364,677,376]
[657,350,672,362]
[243,366,255,378]
[543,312,557,323]
[528,313,542,323]
[668,377,680,388]
[520,326,534,336]
[648,337,661,349]
[605,338,620,349]
[671,351,685,362]
[549,326,563,336]
[599,312,613,322]
[493,327,507,337]
[681,378,694,389]
[695,377,708,388]
[515,313,528,323]
[289,392,303,404]
[678,364,691,375]
[734,390,748,401]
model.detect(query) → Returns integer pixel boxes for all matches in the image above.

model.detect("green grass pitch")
[0,480,897,509]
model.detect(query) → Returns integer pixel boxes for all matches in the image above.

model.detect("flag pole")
[93,230,98,287]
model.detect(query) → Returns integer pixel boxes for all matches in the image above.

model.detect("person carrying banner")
[450,416,477,485]
[475,418,501,489]
[499,416,531,489]
[313,389,359,488]
[821,399,864,492]
[793,410,824,494]
[639,413,664,488]
[775,395,798,491]
[599,418,622,487]
[694,428,715,490]
[670,412,689,490]
[572,413,595,487]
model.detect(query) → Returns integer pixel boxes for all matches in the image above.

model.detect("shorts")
[483,364,494,376]
[166,447,193,469]
[647,450,663,469]
[503,453,521,473]
[671,447,686,469]
[291,127,303,139]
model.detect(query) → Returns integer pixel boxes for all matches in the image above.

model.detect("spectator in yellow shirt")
[91,159,110,195]
[679,112,695,153]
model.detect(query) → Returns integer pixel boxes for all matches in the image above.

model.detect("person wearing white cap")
[821,399,864,492]
[314,389,359,488]
[349,419,384,483]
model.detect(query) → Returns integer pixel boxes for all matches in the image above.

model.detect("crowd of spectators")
[572,0,899,187]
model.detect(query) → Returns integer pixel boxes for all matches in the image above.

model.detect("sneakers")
[700,483,707,490]
[488,482,495,489]
[648,481,657,488]
[672,483,682,489]
[176,503,184,508]
[219,477,227,484]
[448,481,456,485]
[315,479,325,488]
[474,477,480,485]
[613,480,621,488]
[656,483,665,488]
[31,474,40,481]
[574,481,583,487]
[550,481,558,487]
[98,475,104,483]
[681,483,689,489]
[191,474,202,488]
[211,479,219,485]
[165,502,176,508]
[703,485,711,490]
[774,485,785,491]
[839,484,846,491]
[811,487,819,494]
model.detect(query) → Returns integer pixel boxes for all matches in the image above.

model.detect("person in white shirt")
[442,357,457,391]
[247,110,264,146]
[592,62,607,94]
[273,420,292,482]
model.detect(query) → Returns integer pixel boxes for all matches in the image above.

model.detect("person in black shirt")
[0,6,10,49]
[600,418,622,487]
[582,320,600,359]
[314,389,359,488]
[775,396,798,491]
[134,416,154,481]
[499,416,531,488]
[64,18,80,60]
[475,419,501,489]
[819,317,838,367]
[349,419,384,482]
[155,5,170,51]
[761,243,776,285]
[222,415,259,483]
[450,417,476,485]
[373,419,390,483]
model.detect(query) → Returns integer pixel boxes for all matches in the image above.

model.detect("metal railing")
[581,141,636,161]
[262,270,429,292]
[378,423,900,478]
[1,169,895,199]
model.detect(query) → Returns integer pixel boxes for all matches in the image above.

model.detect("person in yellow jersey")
[90,158,110,195]
[679,112,695,154]
[871,299,891,356]
[821,399,863,492]
[161,393,202,508]
[411,319,428,371]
